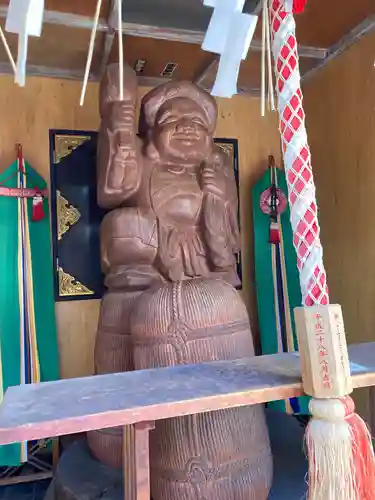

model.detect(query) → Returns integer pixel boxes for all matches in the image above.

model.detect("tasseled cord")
[306,396,375,500]
[32,193,44,222]
[269,221,280,244]
[16,146,45,222]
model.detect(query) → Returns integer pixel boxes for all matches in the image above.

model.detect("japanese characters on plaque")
[334,311,347,373]
[314,312,332,390]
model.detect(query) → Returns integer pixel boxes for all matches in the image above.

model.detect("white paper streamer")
[6,0,44,86]
[202,0,258,98]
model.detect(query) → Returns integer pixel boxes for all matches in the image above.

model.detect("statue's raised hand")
[100,63,138,112]
[97,63,142,208]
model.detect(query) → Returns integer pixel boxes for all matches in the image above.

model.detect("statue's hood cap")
[139,81,217,136]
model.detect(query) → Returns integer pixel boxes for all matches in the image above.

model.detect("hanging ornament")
[5,0,45,87]
[259,157,287,245]
[201,0,258,98]
[32,193,44,222]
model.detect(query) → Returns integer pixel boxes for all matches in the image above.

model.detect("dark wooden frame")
[49,129,106,302]
[214,137,242,289]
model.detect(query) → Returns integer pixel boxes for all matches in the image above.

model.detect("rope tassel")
[306,397,375,500]
[269,1,375,498]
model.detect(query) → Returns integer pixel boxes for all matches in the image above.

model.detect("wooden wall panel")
[0,75,281,379]
[111,35,215,81]
[0,76,100,380]
[238,52,261,91]
[293,0,375,47]
[303,29,375,423]
[0,25,104,72]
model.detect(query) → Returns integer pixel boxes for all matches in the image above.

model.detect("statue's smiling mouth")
[173,132,199,143]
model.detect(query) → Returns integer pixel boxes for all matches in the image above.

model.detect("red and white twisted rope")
[269,0,329,307]
[269,4,375,498]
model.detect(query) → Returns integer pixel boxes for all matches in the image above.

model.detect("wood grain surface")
[0,342,373,445]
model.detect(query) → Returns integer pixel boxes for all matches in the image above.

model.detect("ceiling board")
[253,0,375,48]
[0,0,373,51]
[120,0,258,31]
[46,0,110,17]
[120,0,375,50]
[110,35,215,81]
[0,0,372,88]
[294,0,375,47]
[0,23,104,73]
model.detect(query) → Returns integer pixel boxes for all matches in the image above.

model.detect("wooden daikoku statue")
[87,63,273,500]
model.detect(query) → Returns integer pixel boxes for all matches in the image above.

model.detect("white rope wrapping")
[284,0,293,12]
[270,1,329,306]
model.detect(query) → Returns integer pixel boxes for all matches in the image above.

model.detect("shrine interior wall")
[0,76,282,380]
[303,29,375,426]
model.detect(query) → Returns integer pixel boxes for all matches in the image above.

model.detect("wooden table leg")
[123,422,154,500]
[52,437,60,470]
[124,425,135,500]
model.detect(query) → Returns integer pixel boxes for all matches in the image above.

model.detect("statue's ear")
[138,105,148,137]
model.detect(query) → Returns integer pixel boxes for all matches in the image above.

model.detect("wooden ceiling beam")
[194,58,218,89]
[302,14,375,82]
[0,61,97,81]
[0,6,327,59]
[0,60,169,88]
[0,60,262,97]
[0,8,109,32]
[238,87,261,97]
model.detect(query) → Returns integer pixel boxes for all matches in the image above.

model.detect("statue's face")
[153,97,212,164]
